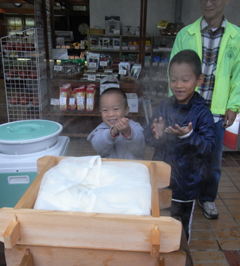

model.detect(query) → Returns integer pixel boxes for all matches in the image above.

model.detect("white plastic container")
[0,136,70,208]
[0,120,63,155]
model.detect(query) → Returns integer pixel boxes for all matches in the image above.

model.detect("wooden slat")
[19,249,33,266]
[150,161,171,217]
[151,225,160,257]
[0,208,181,253]
[37,155,63,174]
[3,216,20,249]
[150,162,160,217]
[5,246,186,266]
[158,188,172,210]
[159,256,165,266]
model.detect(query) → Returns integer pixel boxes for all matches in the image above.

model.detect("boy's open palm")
[115,118,131,136]
[151,117,164,139]
[164,122,192,137]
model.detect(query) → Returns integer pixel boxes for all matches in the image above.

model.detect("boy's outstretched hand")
[164,122,193,137]
[111,118,131,137]
[151,117,164,139]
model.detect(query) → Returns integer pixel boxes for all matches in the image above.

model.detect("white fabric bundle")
[34,156,152,215]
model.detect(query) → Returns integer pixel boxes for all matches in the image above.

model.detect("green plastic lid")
[0,120,62,143]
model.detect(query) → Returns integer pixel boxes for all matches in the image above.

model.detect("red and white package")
[59,84,72,111]
[74,85,86,112]
[86,84,96,112]
[68,91,76,110]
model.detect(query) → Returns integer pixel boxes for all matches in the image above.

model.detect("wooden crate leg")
[158,255,165,266]
[19,249,33,266]
[151,224,160,257]
[3,215,20,249]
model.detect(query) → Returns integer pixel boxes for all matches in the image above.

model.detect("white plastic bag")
[34,156,151,215]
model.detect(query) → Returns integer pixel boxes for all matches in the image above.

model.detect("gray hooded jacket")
[87,120,145,160]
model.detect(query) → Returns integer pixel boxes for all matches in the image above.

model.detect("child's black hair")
[100,88,128,108]
[169,49,202,78]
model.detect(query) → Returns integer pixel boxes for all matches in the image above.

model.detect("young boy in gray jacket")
[87,88,145,160]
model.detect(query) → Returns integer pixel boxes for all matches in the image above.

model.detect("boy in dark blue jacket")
[144,50,216,242]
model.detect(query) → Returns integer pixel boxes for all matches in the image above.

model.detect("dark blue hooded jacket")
[144,92,216,201]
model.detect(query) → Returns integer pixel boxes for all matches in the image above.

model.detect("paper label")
[100,61,107,66]
[51,98,60,105]
[54,65,63,71]
[69,98,75,105]
[119,69,127,75]
[89,62,97,68]
[88,75,96,81]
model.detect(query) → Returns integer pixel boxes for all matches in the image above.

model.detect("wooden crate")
[0,156,186,266]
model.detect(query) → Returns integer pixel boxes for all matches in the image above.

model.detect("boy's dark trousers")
[170,200,195,242]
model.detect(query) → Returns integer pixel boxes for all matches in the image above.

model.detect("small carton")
[118,62,131,76]
[113,38,120,50]
[126,93,138,113]
[105,16,120,35]
[100,75,120,95]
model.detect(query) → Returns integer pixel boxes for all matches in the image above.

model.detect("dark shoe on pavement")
[198,199,219,219]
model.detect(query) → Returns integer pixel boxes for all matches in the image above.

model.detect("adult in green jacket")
[170,0,240,219]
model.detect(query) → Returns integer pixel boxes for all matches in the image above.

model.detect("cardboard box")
[100,75,120,95]
[126,93,138,113]
[105,16,121,35]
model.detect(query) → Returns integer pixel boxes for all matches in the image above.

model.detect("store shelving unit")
[88,34,152,62]
[0,28,48,122]
[42,79,145,137]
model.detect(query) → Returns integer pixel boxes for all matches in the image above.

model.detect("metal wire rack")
[0,28,48,122]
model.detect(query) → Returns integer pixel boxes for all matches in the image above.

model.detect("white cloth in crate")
[34,156,152,215]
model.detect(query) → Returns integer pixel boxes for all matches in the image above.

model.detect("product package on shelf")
[74,85,86,112]
[157,20,169,29]
[159,22,185,36]
[86,84,96,112]
[113,38,120,50]
[105,16,120,35]
[68,91,76,111]
[59,84,72,111]
[118,62,131,77]
[87,53,100,70]
[90,37,98,49]
[100,75,119,95]
[99,54,112,69]
[145,40,151,52]
[53,59,84,80]
[126,93,139,113]
[130,64,142,79]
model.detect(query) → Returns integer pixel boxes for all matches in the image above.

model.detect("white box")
[113,38,120,50]
[105,16,121,35]
[126,93,138,113]
[100,75,120,95]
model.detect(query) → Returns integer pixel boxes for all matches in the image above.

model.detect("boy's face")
[100,93,129,127]
[169,62,204,105]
